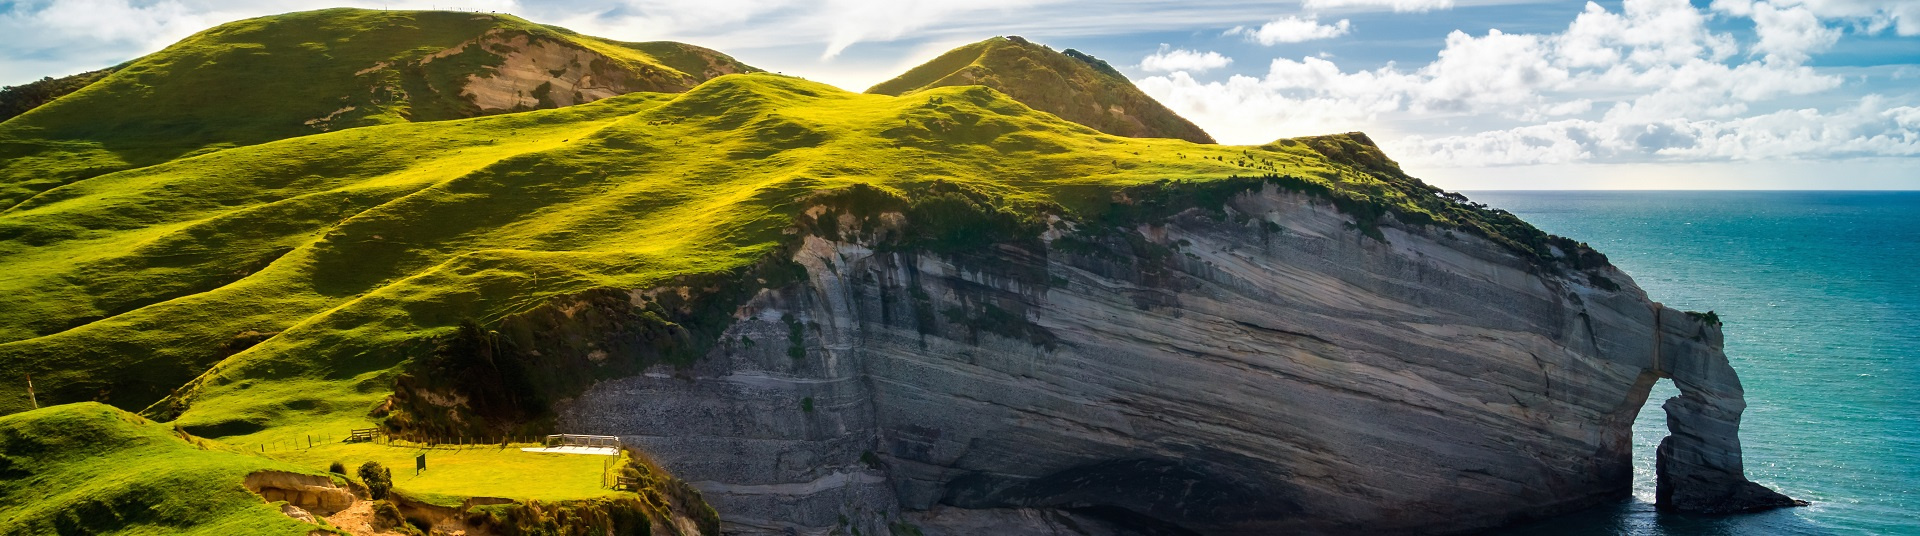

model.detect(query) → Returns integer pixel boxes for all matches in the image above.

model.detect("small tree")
[359,461,393,500]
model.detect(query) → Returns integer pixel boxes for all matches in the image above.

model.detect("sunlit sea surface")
[1467,191,1919,536]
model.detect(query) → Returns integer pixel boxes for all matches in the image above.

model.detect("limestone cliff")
[543,176,1795,533]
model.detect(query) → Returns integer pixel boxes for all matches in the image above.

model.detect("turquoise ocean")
[1467,191,1919,536]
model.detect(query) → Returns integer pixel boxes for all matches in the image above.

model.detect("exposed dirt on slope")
[326,500,417,536]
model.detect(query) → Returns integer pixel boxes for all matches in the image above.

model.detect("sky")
[1,0,1916,189]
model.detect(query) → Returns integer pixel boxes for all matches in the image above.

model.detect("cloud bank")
[1138,0,1920,169]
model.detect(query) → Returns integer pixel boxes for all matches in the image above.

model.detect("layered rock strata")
[243,470,356,516]
[1650,311,1805,513]
[557,186,1791,534]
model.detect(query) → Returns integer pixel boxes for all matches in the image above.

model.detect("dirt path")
[325,500,412,536]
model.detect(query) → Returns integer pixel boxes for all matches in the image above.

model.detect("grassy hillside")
[868,36,1217,144]
[0,8,754,211]
[0,68,1589,446]
[226,74,1356,445]
[0,90,680,415]
[0,403,331,535]
[0,69,1355,430]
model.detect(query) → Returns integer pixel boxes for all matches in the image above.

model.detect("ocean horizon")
[1466,190,1919,536]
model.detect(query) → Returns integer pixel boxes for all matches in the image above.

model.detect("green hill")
[0,69,1571,439]
[868,36,1216,144]
[0,402,332,535]
[0,7,755,210]
[0,70,1315,437]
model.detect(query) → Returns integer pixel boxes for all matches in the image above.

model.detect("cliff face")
[554,186,1792,534]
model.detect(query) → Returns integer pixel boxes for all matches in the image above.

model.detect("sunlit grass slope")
[0,91,678,415]
[0,72,1495,454]
[0,7,753,210]
[158,74,1367,445]
[868,36,1217,144]
[273,442,625,508]
[0,402,334,535]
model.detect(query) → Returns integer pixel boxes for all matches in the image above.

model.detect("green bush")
[328,461,345,474]
[1686,310,1724,326]
[359,461,393,500]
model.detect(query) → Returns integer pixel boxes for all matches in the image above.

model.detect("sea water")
[1467,191,1920,536]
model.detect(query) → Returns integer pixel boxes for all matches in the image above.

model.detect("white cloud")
[1715,0,1920,36]
[1392,98,1920,166]
[1226,15,1352,44]
[1303,0,1455,13]
[1748,2,1843,61]
[1139,0,1911,168]
[1139,44,1233,73]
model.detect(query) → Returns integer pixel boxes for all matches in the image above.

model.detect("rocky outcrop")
[1649,311,1807,513]
[244,470,356,516]
[428,30,746,113]
[555,185,1791,534]
[317,25,757,128]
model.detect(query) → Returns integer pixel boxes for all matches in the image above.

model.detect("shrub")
[784,314,806,360]
[1686,310,1723,326]
[328,461,345,474]
[359,461,393,500]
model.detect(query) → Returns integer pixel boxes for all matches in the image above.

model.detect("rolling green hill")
[868,36,1217,144]
[0,403,334,535]
[1,69,1563,441]
[2,68,1341,437]
[0,8,755,211]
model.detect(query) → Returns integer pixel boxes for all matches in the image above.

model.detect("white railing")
[544,434,621,449]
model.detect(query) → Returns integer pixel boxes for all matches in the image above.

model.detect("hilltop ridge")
[869,36,1217,144]
[0,7,755,210]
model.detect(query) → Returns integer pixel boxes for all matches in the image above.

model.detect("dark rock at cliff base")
[1656,437,1809,514]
